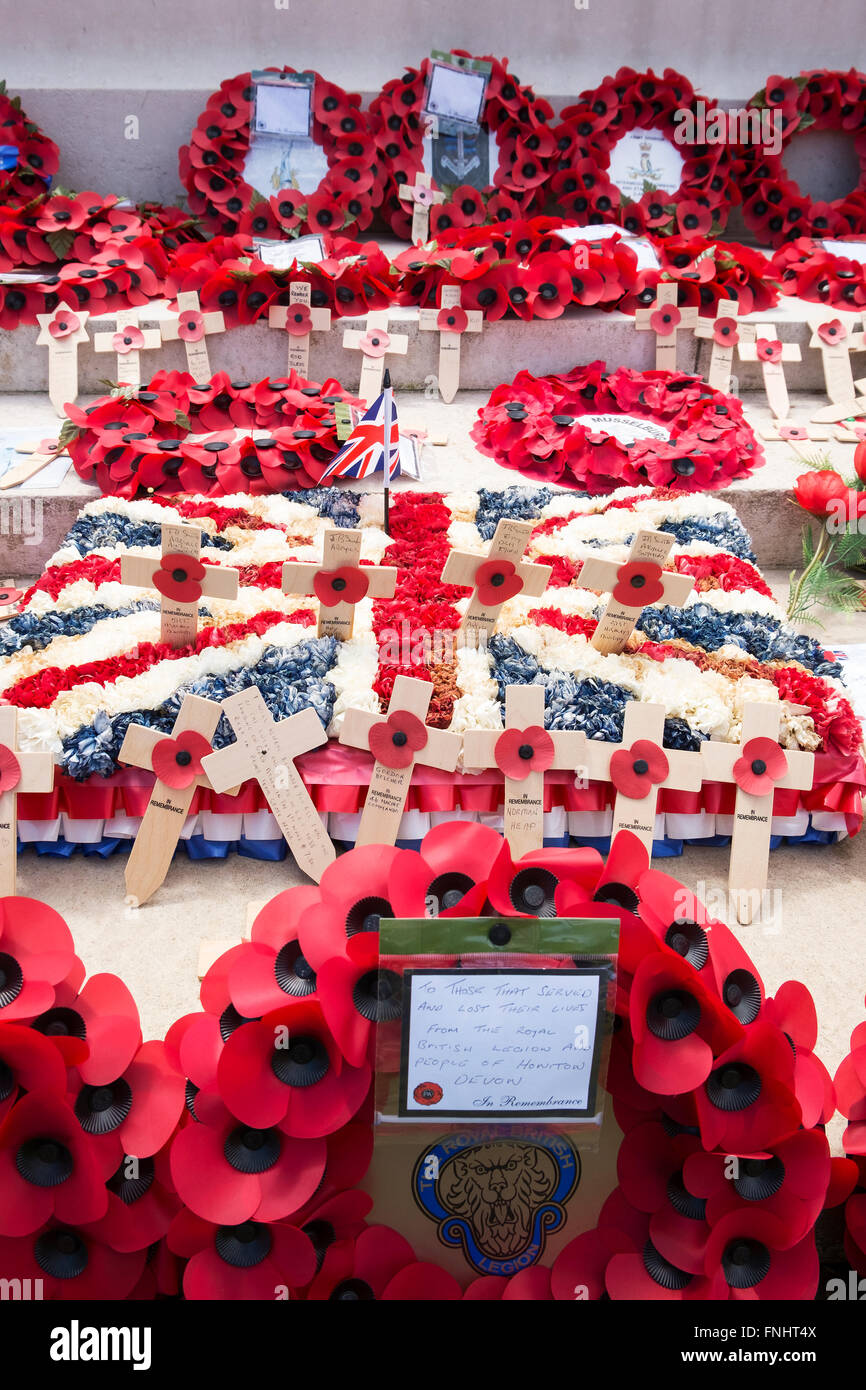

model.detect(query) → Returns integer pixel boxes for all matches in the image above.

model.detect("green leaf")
[248,189,266,209]
[57,419,82,448]
[46,227,76,262]
[174,410,192,433]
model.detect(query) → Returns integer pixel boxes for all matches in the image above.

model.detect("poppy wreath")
[617,235,780,321]
[738,70,866,248]
[553,67,740,239]
[179,68,383,240]
[0,81,59,206]
[833,997,866,1283]
[472,362,763,494]
[770,236,866,311]
[154,823,850,1301]
[162,231,399,331]
[392,216,641,318]
[61,367,363,498]
[370,50,555,238]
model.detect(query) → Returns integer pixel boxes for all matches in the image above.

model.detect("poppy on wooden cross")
[119,520,239,648]
[268,281,332,378]
[634,282,698,370]
[342,310,409,404]
[281,525,397,640]
[440,519,553,639]
[418,283,482,402]
[576,529,695,654]
[93,308,162,388]
[161,290,226,379]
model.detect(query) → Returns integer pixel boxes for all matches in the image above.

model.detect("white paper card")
[578,413,670,446]
[400,968,603,1118]
[253,81,312,139]
[820,240,866,265]
[608,126,684,201]
[424,62,487,127]
[253,234,326,268]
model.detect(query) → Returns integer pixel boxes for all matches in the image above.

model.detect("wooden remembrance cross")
[576,530,695,655]
[120,520,239,648]
[35,308,90,416]
[737,322,801,419]
[201,685,335,882]
[161,290,226,379]
[119,694,227,907]
[397,171,444,244]
[806,312,866,422]
[281,526,397,641]
[0,438,68,491]
[463,684,587,857]
[342,310,409,403]
[268,281,332,378]
[418,283,482,403]
[700,697,815,925]
[93,308,162,387]
[582,700,703,858]
[0,707,54,895]
[635,282,698,371]
[694,297,753,393]
[339,675,461,847]
[440,519,553,640]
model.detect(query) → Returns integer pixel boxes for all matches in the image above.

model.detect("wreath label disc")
[580,413,672,447]
[607,127,685,202]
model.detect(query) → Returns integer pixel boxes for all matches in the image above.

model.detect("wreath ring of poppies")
[739,70,866,247]
[0,84,59,206]
[371,50,555,238]
[179,67,383,241]
[770,235,866,311]
[552,67,739,239]
[472,363,763,494]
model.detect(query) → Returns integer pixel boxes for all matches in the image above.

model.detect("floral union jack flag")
[319,389,400,482]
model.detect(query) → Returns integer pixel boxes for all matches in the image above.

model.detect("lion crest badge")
[411,1130,580,1276]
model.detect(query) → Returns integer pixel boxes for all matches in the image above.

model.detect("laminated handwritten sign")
[119,520,239,649]
[694,297,753,393]
[701,697,814,925]
[35,308,90,417]
[268,281,332,378]
[0,706,54,896]
[93,308,161,388]
[462,683,587,857]
[342,310,409,404]
[418,282,482,403]
[339,675,461,846]
[119,693,226,908]
[577,529,694,655]
[201,685,335,883]
[737,322,801,419]
[281,525,397,640]
[583,700,702,857]
[441,518,552,639]
[161,290,226,379]
[634,282,698,371]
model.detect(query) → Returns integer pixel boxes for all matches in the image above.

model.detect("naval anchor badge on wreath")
[411,1131,579,1276]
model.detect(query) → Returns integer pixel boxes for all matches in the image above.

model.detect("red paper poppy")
[778,424,808,441]
[494,724,555,780]
[818,318,847,344]
[0,1091,111,1235]
[695,1022,801,1153]
[297,844,403,970]
[388,820,503,920]
[713,316,739,346]
[474,557,524,606]
[151,729,213,790]
[630,952,742,1096]
[37,970,141,1085]
[68,1038,184,1163]
[177,310,205,342]
[610,559,666,607]
[169,1208,317,1300]
[684,1128,831,1245]
[358,328,390,358]
[151,552,206,603]
[732,736,788,797]
[486,838,605,918]
[283,303,314,337]
[313,564,369,608]
[368,709,428,769]
[0,898,75,1024]
[703,1208,818,1299]
[756,338,783,363]
[217,997,370,1138]
[0,586,24,607]
[650,306,682,336]
[0,1023,67,1125]
[169,1101,326,1225]
[317,931,402,1068]
[306,1222,461,1300]
[676,201,713,238]
[609,739,670,800]
[112,325,145,354]
[436,305,468,334]
[0,744,21,794]
[88,1149,181,1254]
[47,310,80,338]
[227,886,320,1017]
[0,1224,145,1300]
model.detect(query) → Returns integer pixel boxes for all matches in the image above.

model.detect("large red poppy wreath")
[0,824,855,1301]
[179,68,384,240]
[0,84,59,206]
[473,363,763,494]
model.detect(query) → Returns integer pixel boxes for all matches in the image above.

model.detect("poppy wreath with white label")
[738,70,866,248]
[471,362,763,494]
[179,68,384,240]
[770,236,866,311]
[552,67,739,239]
[371,50,555,238]
[0,83,59,206]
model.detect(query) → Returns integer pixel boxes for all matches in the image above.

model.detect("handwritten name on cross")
[576,529,695,655]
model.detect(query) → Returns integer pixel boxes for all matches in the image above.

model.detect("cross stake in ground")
[119,519,239,648]
[397,171,445,243]
[202,685,335,882]
[94,308,162,387]
[440,518,553,639]
[418,283,482,402]
[0,706,54,895]
[35,308,90,416]
[281,525,397,640]
[342,310,409,404]
[694,297,753,392]
[463,684,587,856]
[161,290,226,379]
[737,322,801,419]
[635,283,698,370]
[339,675,461,847]
[268,281,332,378]
[576,529,695,654]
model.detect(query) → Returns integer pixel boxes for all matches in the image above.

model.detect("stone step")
[0,293,849,397]
[0,388,841,577]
